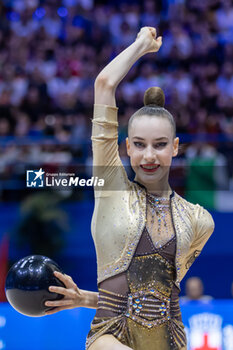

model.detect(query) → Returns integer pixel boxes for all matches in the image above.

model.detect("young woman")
[45,27,214,350]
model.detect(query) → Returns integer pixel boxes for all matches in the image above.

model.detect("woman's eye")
[154,142,167,148]
[134,142,145,148]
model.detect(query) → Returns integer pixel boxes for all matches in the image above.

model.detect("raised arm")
[94,27,162,107]
[92,27,162,182]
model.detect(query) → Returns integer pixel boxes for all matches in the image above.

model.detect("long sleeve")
[91,104,129,196]
[92,104,120,167]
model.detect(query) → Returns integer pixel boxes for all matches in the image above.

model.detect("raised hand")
[136,27,162,54]
[94,26,162,105]
[45,271,84,315]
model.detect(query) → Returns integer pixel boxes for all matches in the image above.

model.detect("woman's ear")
[126,137,131,157]
[173,137,179,157]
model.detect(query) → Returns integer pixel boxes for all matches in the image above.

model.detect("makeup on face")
[126,116,178,189]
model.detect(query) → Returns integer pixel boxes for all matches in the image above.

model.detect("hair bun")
[143,87,165,108]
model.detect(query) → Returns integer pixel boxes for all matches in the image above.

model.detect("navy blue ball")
[5,255,65,317]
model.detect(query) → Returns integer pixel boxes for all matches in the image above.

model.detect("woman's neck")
[134,177,172,198]
[147,187,172,198]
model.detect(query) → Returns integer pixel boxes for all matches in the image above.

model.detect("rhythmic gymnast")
[45,27,215,350]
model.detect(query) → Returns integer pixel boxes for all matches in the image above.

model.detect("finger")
[54,271,74,286]
[149,27,156,37]
[49,285,69,295]
[45,305,73,315]
[140,26,151,34]
[45,299,74,307]
[53,271,69,283]
[155,36,162,47]
[54,271,79,290]
[142,26,155,31]
[49,285,78,298]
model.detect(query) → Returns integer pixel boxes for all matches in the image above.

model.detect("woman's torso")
[96,193,182,323]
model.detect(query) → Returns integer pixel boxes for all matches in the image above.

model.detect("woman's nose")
[143,146,156,162]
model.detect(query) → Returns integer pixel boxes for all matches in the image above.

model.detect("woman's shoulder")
[173,191,215,234]
[173,191,212,212]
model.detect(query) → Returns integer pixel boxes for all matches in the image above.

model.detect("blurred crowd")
[0,0,233,198]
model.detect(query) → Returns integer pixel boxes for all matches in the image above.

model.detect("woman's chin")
[135,167,169,189]
[136,173,161,187]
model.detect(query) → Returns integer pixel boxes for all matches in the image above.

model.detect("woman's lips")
[140,164,160,173]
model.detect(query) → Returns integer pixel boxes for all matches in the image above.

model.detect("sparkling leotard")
[86,193,187,350]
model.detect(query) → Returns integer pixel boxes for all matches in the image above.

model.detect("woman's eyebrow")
[132,136,169,141]
[154,137,169,141]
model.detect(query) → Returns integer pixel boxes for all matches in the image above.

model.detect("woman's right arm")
[94,27,162,107]
[92,27,162,178]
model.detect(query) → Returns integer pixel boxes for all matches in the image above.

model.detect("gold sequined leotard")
[87,104,214,349]
[86,192,187,350]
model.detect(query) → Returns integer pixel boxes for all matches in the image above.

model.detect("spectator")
[0,0,232,198]
[181,277,213,302]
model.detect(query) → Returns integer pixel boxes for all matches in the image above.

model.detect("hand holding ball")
[5,255,65,317]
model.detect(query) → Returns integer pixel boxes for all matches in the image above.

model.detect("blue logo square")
[26,169,45,188]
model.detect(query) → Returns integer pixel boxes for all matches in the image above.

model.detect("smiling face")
[126,115,179,193]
